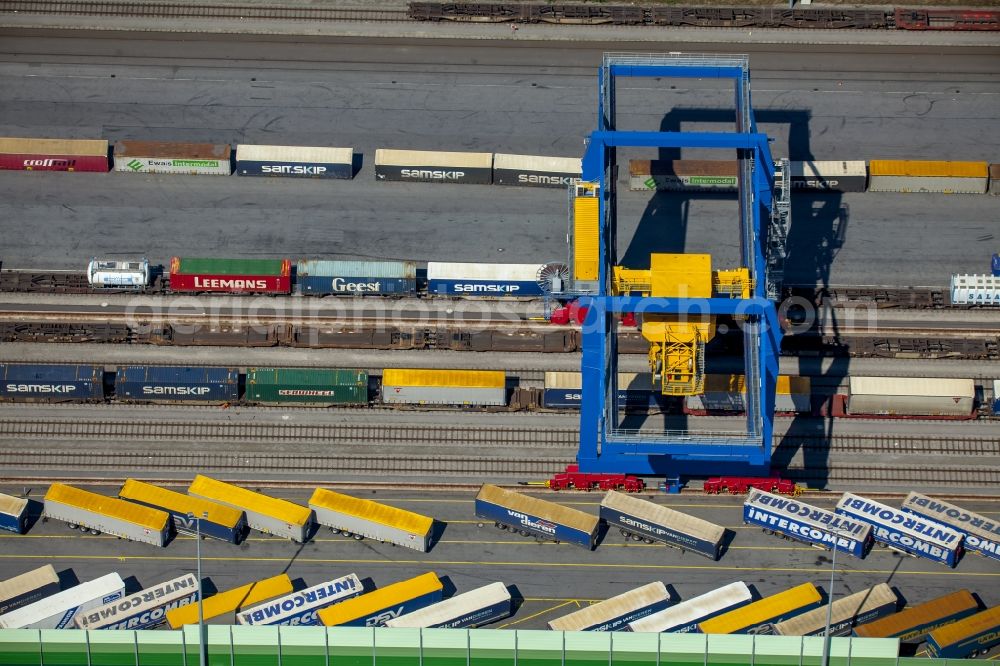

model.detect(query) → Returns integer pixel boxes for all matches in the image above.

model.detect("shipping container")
[0,363,104,402]
[427,261,546,297]
[835,492,963,567]
[87,258,150,289]
[627,582,753,633]
[385,582,511,629]
[237,574,362,626]
[44,483,171,546]
[573,181,600,289]
[901,492,1000,563]
[926,606,1000,659]
[309,488,434,552]
[853,589,979,641]
[474,484,599,549]
[950,274,1000,305]
[0,573,125,629]
[114,141,231,175]
[543,371,666,411]
[697,583,822,635]
[75,574,198,630]
[381,368,506,406]
[990,163,1000,195]
[685,374,811,413]
[548,582,673,632]
[166,574,293,629]
[772,584,897,637]
[295,259,417,296]
[317,572,444,627]
[168,256,292,294]
[374,149,492,184]
[0,137,109,172]
[235,144,353,179]
[188,475,313,542]
[994,378,1000,413]
[628,159,737,191]
[0,491,28,534]
[787,160,867,192]
[0,566,60,616]
[743,489,873,559]
[115,365,239,404]
[867,159,988,194]
[600,490,725,560]
[492,153,581,188]
[118,479,247,544]
[246,367,368,406]
[847,376,974,417]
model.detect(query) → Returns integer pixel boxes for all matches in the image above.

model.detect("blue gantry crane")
[570,53,790,488]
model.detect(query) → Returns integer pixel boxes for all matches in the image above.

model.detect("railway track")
[0,2,410,22]
[0,417,996,456]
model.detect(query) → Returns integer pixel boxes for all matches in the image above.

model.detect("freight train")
[0,363,989,420]
[407,4,1000,31]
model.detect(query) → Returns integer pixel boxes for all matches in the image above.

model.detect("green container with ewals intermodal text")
[246,367,368,406]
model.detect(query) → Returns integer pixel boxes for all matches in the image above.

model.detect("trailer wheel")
[90,529,101,535]
[631,535,643,542]
[519,530,531,537]
[477,522,485,528]
[68,523,78,529]
[643,538,654,544]
[619,529,631,538]
[496,522,506,530]
[352,534,363,541]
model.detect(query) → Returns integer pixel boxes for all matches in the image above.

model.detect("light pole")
[821,529,848,666]
[187,511,208,666]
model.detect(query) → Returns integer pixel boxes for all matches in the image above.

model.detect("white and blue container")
[296,260,417,296]
[427,262,545,297]
[235,144,353,179]
[237,574,363,626]
[0,492,28,534]
[901,492,1000,563]
[115,365,239,403]
[745,489,873,560]
[385,582,512,629]
[0,363,104,402]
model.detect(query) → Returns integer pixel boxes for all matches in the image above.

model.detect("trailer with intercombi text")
[75,574,199,630]
[600,490,725,560]
[744,489,873,559]
[900,492,1000,563]
[836,492,963,567]
[237,574,363,626]
[475,484,599,550]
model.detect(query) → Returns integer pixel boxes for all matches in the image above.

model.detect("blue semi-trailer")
[475,484,599,550]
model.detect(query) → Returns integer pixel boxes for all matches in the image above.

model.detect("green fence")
[0,626,971,666]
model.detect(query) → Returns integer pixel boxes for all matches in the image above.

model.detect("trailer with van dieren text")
[475,484,599,550]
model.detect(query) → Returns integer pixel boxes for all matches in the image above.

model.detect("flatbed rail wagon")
[600,490,725,560]
[475,484,599,549]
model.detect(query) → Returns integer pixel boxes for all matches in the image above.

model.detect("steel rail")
[0,1,410,22]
